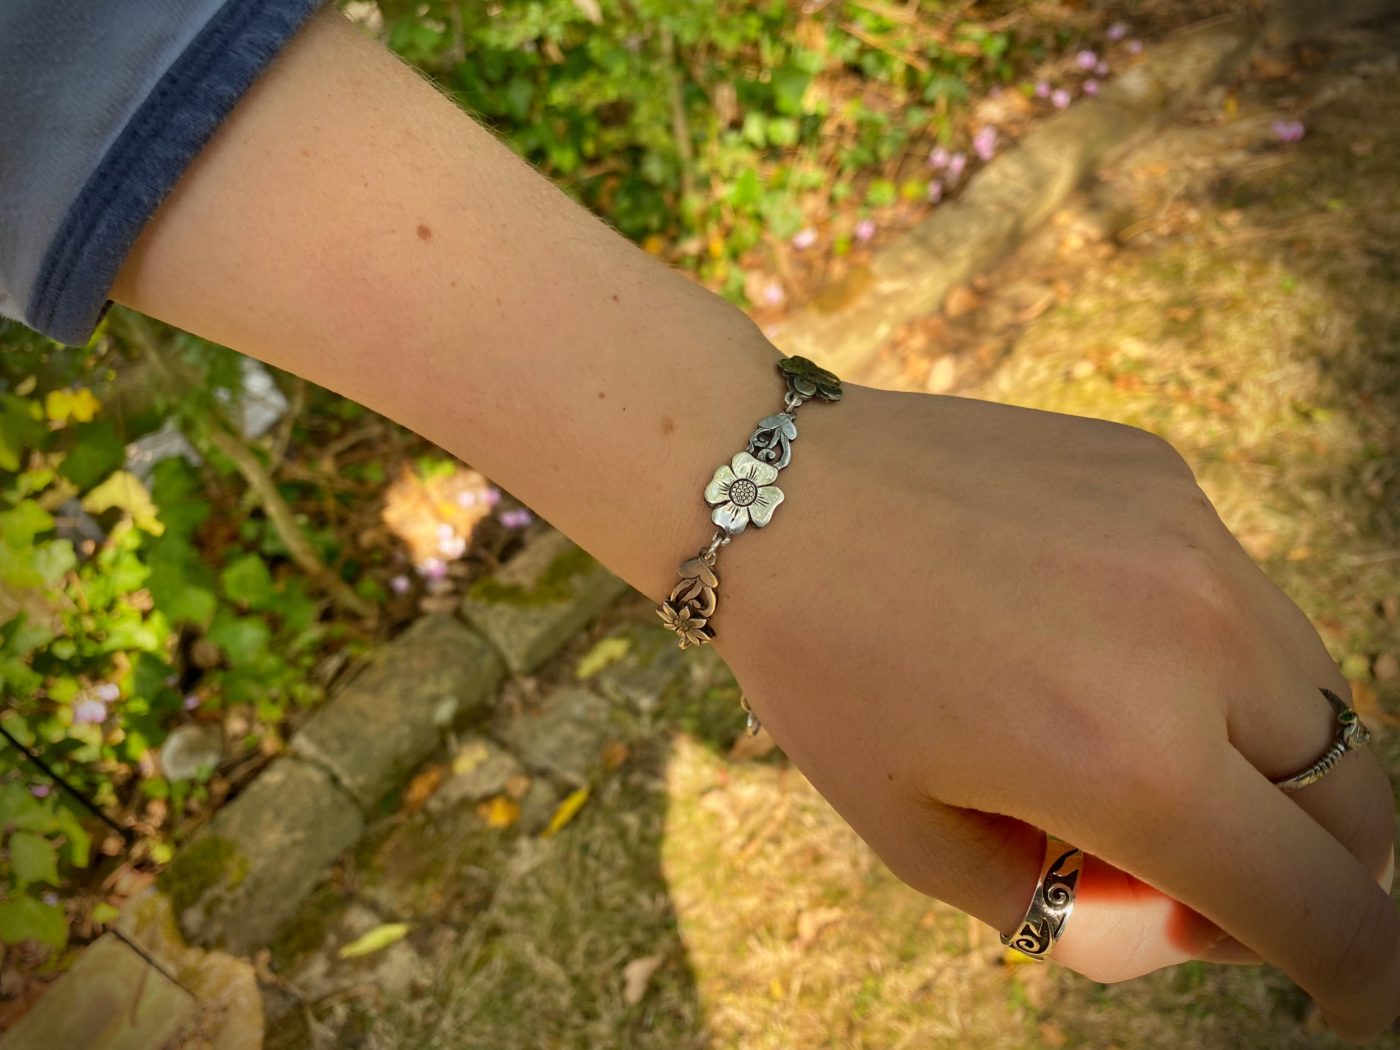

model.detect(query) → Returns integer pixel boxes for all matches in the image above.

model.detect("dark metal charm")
[658,550,720,649]
[778,355,843,403]
[747,413,798,469]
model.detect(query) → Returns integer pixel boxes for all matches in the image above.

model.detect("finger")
[874,800,1259,982]
[1229,679,1396,890]
[1108,745,1400,1042]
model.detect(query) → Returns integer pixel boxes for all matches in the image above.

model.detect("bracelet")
[655,355,844,736]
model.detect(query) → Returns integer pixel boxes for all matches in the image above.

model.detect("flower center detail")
[728,478,759,506]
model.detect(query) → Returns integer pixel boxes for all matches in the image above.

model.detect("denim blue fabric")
[1,0,324,346]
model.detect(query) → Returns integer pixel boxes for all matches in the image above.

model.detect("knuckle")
[1150,539,1253,646]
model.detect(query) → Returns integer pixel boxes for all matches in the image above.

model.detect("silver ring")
[1000,834,1082,961]
[1270,687,1372,793]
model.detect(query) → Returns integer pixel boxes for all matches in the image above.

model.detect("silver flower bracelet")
[655,355,843,736]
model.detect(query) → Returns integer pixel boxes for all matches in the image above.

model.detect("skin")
[109,9,1398,1040]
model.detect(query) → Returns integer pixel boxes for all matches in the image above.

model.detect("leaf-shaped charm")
[677,557,719,588]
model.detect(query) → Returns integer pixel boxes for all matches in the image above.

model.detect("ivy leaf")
[82,471,164,535]
[221,554,276,609]
[0,894,67,949]
[57,420,125,491]
[0,501,53,548]
[338,923,411,960]
[206,610,271,665]
[8,831,60,888]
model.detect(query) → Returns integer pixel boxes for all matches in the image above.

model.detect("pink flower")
[73,698,107,725]
[1272,119,1305,143]
[927,179,944,203]
[483,488,501,508]
[854,219,877,243]
[183,694,201,711]
[417,558,449,581]
[29,784,50,798]
[93,682,120,702]
[437,522,467,559]
[390,573,411,594]
[1126,39,1143,54]
[792,228,817,250]
[972,127,998,162]
[1095,59,1110,77]
[1107,21,1129,42]
[1083,79,1100,96]
[500,508,534,529]
[927,145,950,169]
[763,281,785,305]
[1035,81,1051,98]
[1051,88,1072,109]
[1075,49,1098,70]
[946,151,968,180]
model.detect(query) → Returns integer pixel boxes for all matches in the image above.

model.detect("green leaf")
[206,610,271,665]
[576,636,631,680]
[0,894,67,949]
[0,501,53,549]
[338,922,411,959]
[8,831,60,888]
[90,902,120,925]
[771,66,811,116]
[221,554,276,609]
[57,420,125,491]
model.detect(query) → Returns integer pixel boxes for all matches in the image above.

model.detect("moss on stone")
[159,835,246,914]
[467,545,598,607]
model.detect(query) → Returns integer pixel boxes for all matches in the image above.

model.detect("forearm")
[111,8,793,605]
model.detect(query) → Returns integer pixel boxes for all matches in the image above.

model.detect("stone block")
[292,615,504,809]
[590,621,688,715]
[428,735,526,813]
[0,934,195,1050]
[499,686,617,786]
[460,529,631,674]
[162,757,363,955]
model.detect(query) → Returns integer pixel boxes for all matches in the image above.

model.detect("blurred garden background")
[2,1,1399,1047]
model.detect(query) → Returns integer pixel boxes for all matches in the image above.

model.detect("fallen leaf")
[477,795,521,829]
[1351,679,1398,728]
[577,636,632,680]
[794,906,845,950]
[452,740,491,777]
[622,954,663,1005]
[339,922,411,959]
[601,741,629,770]
[943,285,981,319]
[504,773,532,799]
[403,765,444,813]
[769,976,785,1000]
[541,786,590,837]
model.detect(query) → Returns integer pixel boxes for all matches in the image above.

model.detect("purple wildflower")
[500,508,534,530]
[1107,22,1129,42]
[1272,119,1305,143]
[1095,59,1110,77]
[972,127,998,162]
[854,219,877,243]
[946,151,968,180]
[927,145,950,169]
[1083,79,1100,96]
[73,698,107,725]
[183,694,201,711]
[1126,39,1143,55]
[927,179,944,204]
[93,682,120,702]
[763,281,785,305]
[1035,81,1051,98]
[1051,88,1072,109]
[1075,49,1098,70]
[29,784,51,798]
[792,228,817,250]
[483,488,501,508]
[417,557,449,581]
[390,573,412,595]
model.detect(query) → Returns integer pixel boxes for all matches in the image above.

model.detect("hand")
[709,382,1398,1042]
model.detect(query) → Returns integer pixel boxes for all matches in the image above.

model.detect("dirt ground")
[271,14,1400,1050]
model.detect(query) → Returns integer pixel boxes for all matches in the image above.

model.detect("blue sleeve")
[0,0,326,346]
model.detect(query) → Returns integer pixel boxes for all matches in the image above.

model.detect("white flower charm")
[704,451,784,534]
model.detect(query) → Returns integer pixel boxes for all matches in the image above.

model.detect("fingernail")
[1199,935,1264,966]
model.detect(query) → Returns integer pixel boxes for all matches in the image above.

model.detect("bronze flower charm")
[778,355,843,402]
[657,601,712,648]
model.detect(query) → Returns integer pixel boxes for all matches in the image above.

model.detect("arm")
[110,9,1399,1040]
